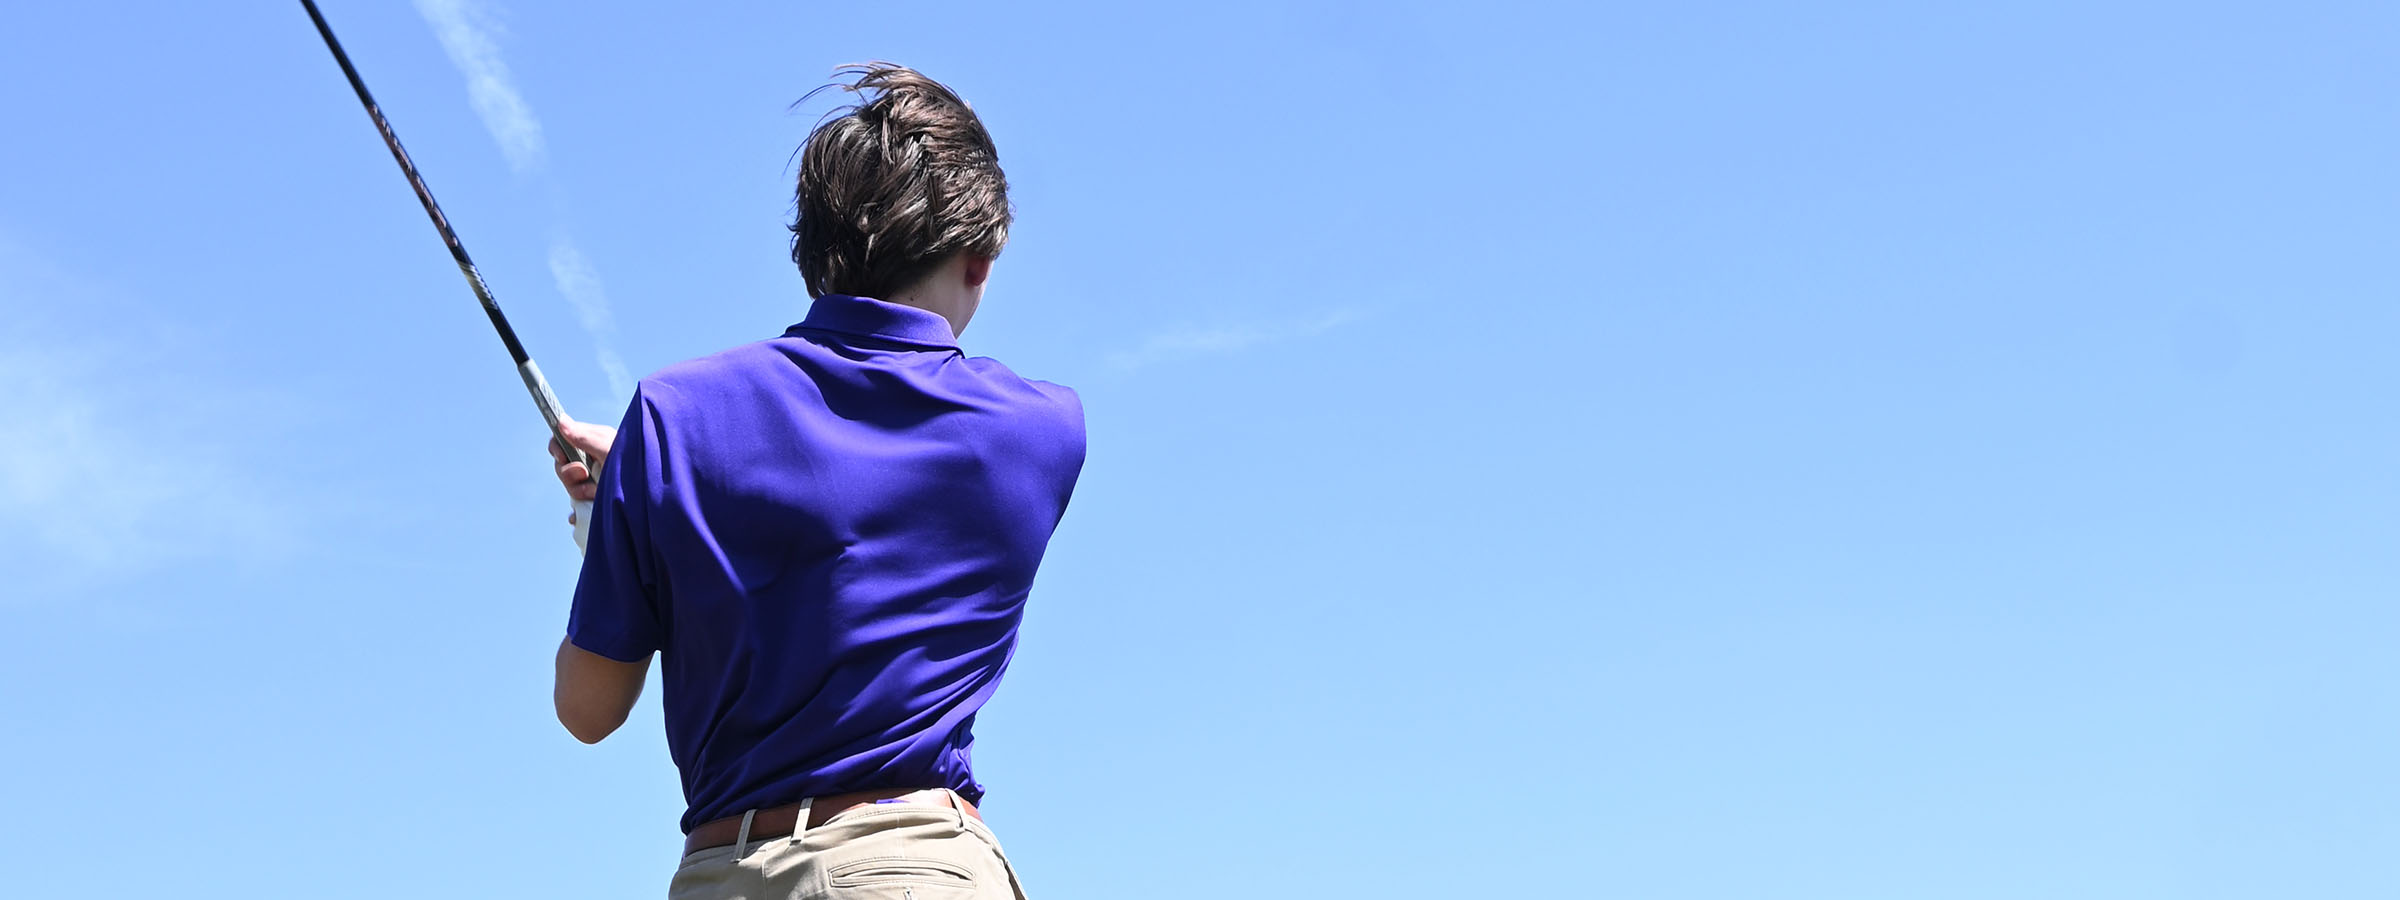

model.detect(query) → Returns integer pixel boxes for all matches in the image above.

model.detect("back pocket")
[827,856,976,890]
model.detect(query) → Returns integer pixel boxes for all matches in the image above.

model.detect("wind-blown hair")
[790,63,1011,300]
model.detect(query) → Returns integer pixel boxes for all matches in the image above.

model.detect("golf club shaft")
[299,0,588,471]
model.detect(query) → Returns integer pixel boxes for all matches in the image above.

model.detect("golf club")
[298,0,597,547]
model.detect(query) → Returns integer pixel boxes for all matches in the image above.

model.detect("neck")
[884,254,986,338]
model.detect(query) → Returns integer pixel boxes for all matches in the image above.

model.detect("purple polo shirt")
[568,293,1085,833]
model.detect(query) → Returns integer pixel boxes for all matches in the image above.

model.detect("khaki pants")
[667,791,1029,900]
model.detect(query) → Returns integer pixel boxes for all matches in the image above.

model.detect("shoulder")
[958,356,1085,479]
[629,340,796,409]
[962,356,1082,430]
[959,355,1074,404]
[647,340,787,387]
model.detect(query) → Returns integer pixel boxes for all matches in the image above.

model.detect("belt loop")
[733,809,757,859]
[793,796,815,839]
[947,789,967,829]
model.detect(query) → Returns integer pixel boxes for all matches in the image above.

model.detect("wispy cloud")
[548,238,634,399]
[0,242,293,595]
[414,0,545,173]
[1108,309,1366,371]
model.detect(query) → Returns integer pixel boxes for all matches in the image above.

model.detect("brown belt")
[684,788,982,855]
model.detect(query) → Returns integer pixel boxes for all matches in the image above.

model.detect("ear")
[961,254,993,288]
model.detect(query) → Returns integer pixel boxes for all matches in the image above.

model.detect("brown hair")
[790,63,1012,300]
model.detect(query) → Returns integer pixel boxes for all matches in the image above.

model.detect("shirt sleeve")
[567,386,667,662]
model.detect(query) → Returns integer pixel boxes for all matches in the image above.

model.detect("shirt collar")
[787,294,960,350]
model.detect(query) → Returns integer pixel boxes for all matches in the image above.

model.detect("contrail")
[414,0,544,172]
[548,238,635,399]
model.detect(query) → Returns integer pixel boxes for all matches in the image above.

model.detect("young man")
[545,64,1083,899]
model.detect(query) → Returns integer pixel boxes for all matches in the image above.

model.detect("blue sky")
[4,1,2397,897]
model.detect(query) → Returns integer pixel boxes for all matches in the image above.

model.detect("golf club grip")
[520,358,597,552]
[573,499,596,553]
[519,359,585,467]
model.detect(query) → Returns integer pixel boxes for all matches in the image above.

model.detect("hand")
[548,415,619,505]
